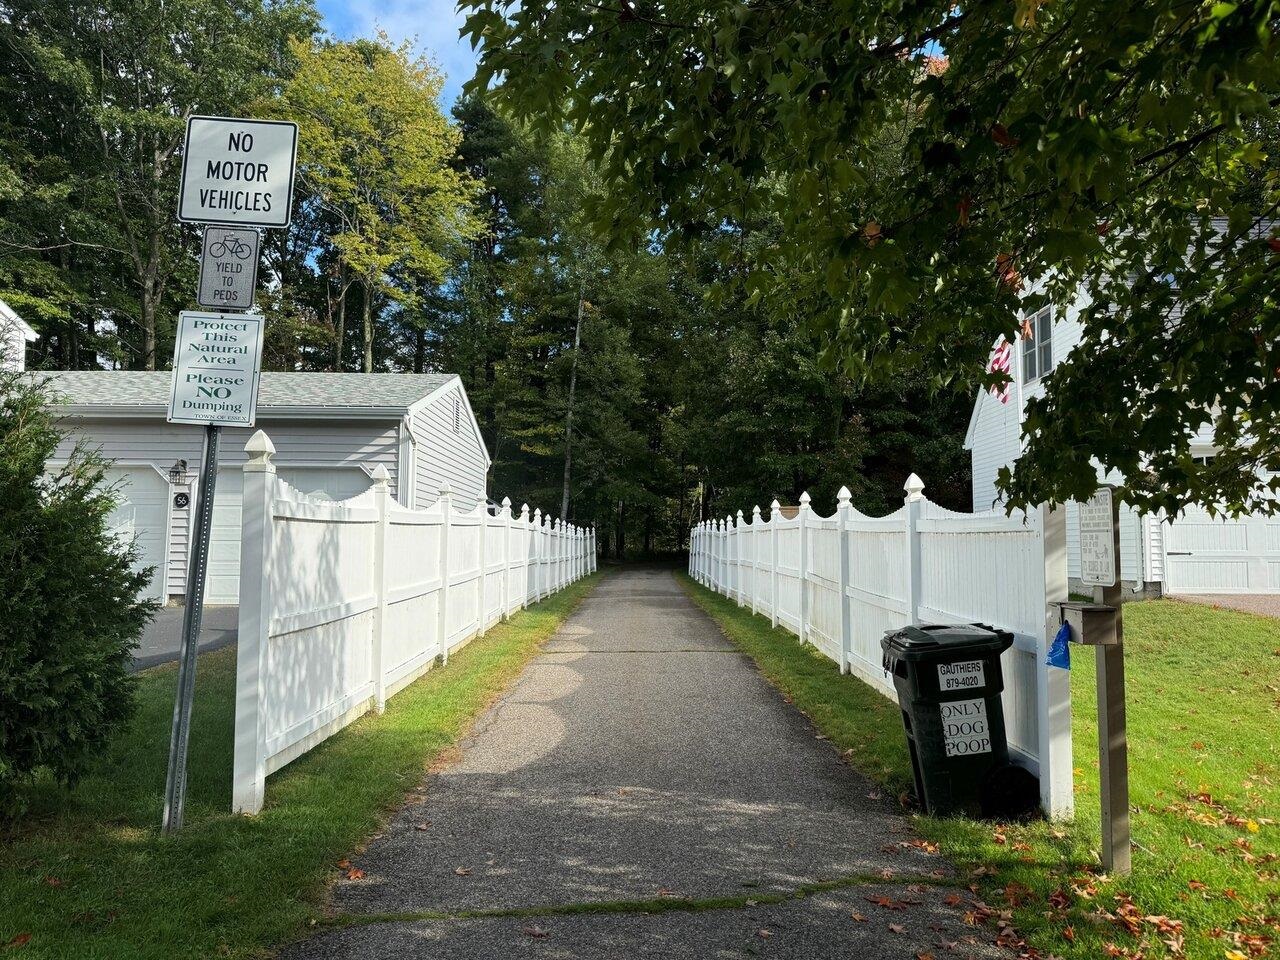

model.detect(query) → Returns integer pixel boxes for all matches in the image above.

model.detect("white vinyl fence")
[232,430,596,814]
[689,474,1072,817]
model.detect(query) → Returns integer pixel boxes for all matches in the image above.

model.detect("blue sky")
[316,0,481,108]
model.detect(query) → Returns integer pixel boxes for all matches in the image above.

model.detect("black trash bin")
[881,623,1015,817]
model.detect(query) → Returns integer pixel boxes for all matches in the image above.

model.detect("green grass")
[678,574,1280,960]
[0,574,601,959]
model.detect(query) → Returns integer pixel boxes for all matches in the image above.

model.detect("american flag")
[988,338,1012,404]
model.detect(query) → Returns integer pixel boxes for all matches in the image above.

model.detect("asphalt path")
[283,568,1005,959]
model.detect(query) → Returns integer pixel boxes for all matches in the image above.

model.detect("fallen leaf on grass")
[336,859,351,869]
[454,867,471,876]
[888,923,907,935]
[345,868,365,880]
[1063,925,1076,943]
[4,934,31,950]
[850,911,867,922]
[944,893,963,906]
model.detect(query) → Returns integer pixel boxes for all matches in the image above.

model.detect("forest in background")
[0,0,973,555]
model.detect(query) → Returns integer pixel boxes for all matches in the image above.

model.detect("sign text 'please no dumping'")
[167,311,264,427]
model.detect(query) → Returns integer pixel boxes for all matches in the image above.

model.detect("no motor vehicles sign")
[167,311,264,427]
[178,116,298,228]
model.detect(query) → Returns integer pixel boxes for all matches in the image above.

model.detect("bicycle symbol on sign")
[209,235,254,260]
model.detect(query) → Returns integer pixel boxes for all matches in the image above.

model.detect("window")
[1021,307,1054,383]
[1191,453,1216,466]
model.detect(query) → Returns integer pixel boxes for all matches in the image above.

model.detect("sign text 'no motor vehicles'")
[178,116,298,229]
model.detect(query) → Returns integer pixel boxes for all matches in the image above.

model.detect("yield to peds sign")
[167,311,265,427]
[178,116,298,228]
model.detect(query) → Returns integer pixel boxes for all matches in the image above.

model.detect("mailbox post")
[1055,486,1130,875]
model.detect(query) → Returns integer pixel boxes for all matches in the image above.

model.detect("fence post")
[735,510,745,606]
[836,485,853,675]
[438,484,454,664]
[533,508,543,601]
[797,491,811,643]
[903,474,925,624]
[519,504,531,608]
[750,506,762,615]
[500,497,513,621]
[476,496,489,638]
[769,500,781,628]
[370,464,391,713]
[1038,503,1073,818]
[592,525,597,573]
[232,430,276,815]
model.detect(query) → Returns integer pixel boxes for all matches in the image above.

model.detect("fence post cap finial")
[752,504,762,517]
[438,482,454,499]
[520,502,530,515]
[501,495,512,508]
[770,498,781,513]
[244,430,276,471]
[736,508,744,519]
[369,464,391,485]
[799,491,811,508]
[534,506,542,518]
[904,473,926,501]
[837,485,852,505]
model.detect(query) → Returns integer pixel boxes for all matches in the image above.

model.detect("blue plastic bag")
[1045,621,1071,669]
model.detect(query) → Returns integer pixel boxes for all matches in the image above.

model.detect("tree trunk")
[615,499,626,562]
[413,325,426,373]
[334,273,347,371]
[560,283,585,519]
[140,272,157,370]
[643,510,653,556]
[362,280,374,373]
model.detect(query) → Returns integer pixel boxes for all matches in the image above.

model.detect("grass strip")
[678,573,1280,960]
[0,573,602,960]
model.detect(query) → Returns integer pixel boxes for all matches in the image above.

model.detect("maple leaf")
[850,910,868,922]
[345,867,365,880]
[4,933,32,949]
[1063,925,1076,943]
[336,859,351,869]
[888,923,907,934]
[944,893,963,906]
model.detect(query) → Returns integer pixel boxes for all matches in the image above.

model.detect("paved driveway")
[1176,594,1280,619]
[283,569,1006,959]
[131,605,238,672]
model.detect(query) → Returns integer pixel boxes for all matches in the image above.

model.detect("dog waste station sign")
[164,115,293,837]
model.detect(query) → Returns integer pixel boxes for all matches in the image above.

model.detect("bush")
[0,373,155,818]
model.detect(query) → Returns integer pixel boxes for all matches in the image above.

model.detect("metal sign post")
[1058,486,1130,874]
[161,311,263,834]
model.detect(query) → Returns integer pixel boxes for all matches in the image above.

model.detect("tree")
[279,36,482,372]
[0,373,155,817]
[0,0,318,369]
[463,1,1280,516]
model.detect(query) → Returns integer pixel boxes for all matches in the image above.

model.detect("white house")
[45,371,491,604]
[964,301,1277,596]
[1,299,38,371]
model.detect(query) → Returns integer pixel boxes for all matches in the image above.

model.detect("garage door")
[203,466,375,604]
[104,466,169,603]
[1164,507,1280,594]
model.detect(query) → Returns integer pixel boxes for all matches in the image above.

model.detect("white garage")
[1163,506,1280,594]
[47,371,493,606]
[103,466,171,603]
[204,466,376,604]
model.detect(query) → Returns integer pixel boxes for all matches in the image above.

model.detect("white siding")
[969,387,1022,512]
[410,382,489,511]
[56,416,400,599]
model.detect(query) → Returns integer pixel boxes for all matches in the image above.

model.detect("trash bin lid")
[880,623,1012,660]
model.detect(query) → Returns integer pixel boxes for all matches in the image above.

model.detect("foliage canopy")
[464,0,1280,516]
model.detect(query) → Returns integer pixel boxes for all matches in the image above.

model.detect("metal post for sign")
[1095,492,1130,875]
[162,423,220,834]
